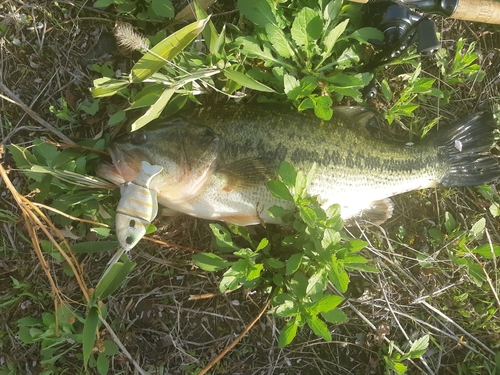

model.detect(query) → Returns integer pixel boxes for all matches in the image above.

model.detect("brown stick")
[197,298,271,375]
[0,82,75,144]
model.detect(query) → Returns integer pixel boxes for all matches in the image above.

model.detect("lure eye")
[131,131,147,145]
[125,236,134,245]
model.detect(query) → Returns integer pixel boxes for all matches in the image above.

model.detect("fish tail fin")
[437,112,500,187]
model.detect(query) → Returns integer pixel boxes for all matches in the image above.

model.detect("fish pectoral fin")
[217,157,277,191]
[347,198,394,226]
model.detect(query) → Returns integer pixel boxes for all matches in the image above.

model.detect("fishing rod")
[350,0,500,24]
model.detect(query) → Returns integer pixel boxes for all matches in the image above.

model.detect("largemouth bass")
[97,105,500,226]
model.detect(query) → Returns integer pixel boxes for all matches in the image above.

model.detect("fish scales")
[98,105,500,226]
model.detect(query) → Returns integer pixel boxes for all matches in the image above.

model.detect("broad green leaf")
[286,253,303,275]
[327,261,349,293]
[192,253,230,271]
[83,307,99,368]
[91,78,129,98]
[306,269,326,298]
[322,19,348,58]
[256,237,270,251]
[291,7,322,46]
[268,180,294,202]
[346,27,384,44]
[407,335,429,359]
[103,340,119,356]
[265,23,294,59]
[290,272,308,299]
[151,0,174,18]
[306,315,331,341]
[323,0,342,21]
[470,217,486,238]
[210,223,241,252]
[321,308,348,323]
[130,88,175,131]
[237,0,277,28]
[108,110,126,126]
[265,258,285,269]
[300,206,317,228]
[345,239,367,253]
[278,161,297,188]
[279,319,298,347]
[444,212,456,234]
[313,294,343,313]
[96,352,110,375]
[274,297,297,317]
[223,69,276,92]
[312,95,333,120]
[130,17,210,82]
[71,241,119,254]
[284,73,300,99]
[93,0,113,8]
[473,243,500,259]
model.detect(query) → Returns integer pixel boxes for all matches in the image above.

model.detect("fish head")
[107,122,222,203]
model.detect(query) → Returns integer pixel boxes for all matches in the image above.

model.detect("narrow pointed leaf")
[83,306,99,368]
[130,17,210,82]
[130,88,175,131]
[223,69,276,93]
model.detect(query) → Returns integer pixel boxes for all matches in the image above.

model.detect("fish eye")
[131,131,147,145]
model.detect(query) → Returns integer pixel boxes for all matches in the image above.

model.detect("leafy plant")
[380,335,430,375]
[93,0,174,20]
[194,162,378,346]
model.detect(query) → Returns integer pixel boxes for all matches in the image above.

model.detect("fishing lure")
[115,161,163,252]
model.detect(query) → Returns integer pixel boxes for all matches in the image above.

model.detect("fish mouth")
[109,144,148,182]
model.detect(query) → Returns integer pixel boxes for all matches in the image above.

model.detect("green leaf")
[291,7,322,46]
[71,241,119,254]
[237,0,277,28]
[290,272,308,299]
[279,319,298,347]
[93,0,113,8]
[444,211,456,234]
[327,261,349,293]
[470,217,486,238]
[268,180,294,202]
[346,27,384,44]
[192,253,230,271]
[96,352,110,375]
[129,84,165,110]
[223,69,276,93]
[407,335,429,359]
[313,294,343,313]
[321,308,348,323]
[83,307,99,368]
[299,206,317,228]
[151,0,174,18]
[265,258,285,269]
[265,23,295,59]
[95,259,136,300]
[194,0,220,54]
[286,253,303,275]
[103,340,119,355]
[306,315,331,341]
[91,78,129,98]
[130,88,175,131]
[108,110,126,126]
[210,223,241,252]
[130,17,210,82]
[473,243,500,259]
[306,269,327,300]
[278,161,297,188]
[256,237,270,251]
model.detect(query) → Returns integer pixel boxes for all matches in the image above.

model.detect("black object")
[360,1,441,99]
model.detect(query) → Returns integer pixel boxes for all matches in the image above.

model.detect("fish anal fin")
[217,157,277,192]
[334,106,387,137]
[348,198,394,226]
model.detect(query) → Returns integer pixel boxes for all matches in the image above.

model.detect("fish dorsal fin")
[133,161,163,187]
[348,198,394,226]
[217,157,277,191]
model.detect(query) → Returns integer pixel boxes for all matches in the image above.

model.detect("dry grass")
[1,1,500,374]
